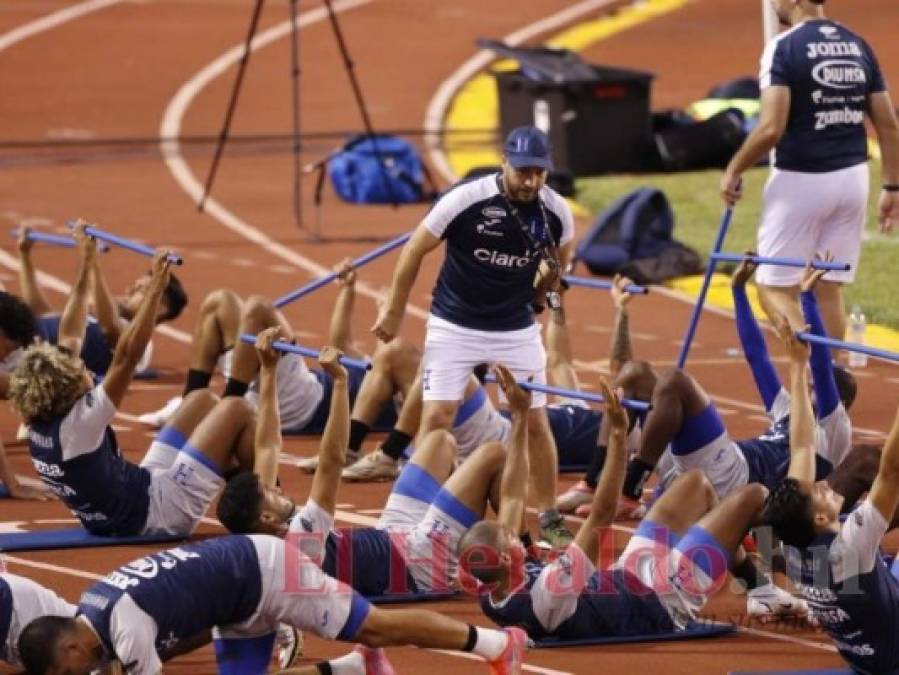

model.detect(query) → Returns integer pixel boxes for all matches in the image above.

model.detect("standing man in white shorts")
[720,0,899,341]
[372,126,576,547]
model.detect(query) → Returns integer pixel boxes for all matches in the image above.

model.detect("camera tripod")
[198,0,402,239]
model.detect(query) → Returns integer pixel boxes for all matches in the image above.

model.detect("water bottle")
[848,304,867,368]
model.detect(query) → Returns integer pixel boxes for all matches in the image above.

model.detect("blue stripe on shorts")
[671,405,726,456]
[392,463,441,506]
[181,443,224,478]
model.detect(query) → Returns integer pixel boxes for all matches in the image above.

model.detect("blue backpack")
[575,187,677,275]
[319,134,437,205]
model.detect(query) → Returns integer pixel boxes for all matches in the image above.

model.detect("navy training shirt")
[761,19,886,173]
[28,385,151,536]
[37,315,114,376]
[480,557,674,641]
[789,500,899,673]
[322,527,419,597]
[78,536,263,666]
[424,174,574,331]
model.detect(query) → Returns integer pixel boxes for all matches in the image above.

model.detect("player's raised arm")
[252,327,284,488]
[327,259,360,356]
[57,222,97,356]
[775,317,815,482]
[16,225,52,317]
[307,346,350,517]
[372,224,441,343]
[867,403,899,523]
[494,364,532,532]
[573,377,628,562]
[102,249,172,407]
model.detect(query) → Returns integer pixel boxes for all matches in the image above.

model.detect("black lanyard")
[495,174,558,266]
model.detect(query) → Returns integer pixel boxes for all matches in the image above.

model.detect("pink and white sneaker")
[487,627,528,675]
[355,645,396,675]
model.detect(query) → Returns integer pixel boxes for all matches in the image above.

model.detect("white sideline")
[0,0,121,54]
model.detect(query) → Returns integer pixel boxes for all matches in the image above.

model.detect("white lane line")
[4,555,103,581]
[0,0,121,53]
[737,626,837,653]
[159,0,427,321]
[422,0,624,183]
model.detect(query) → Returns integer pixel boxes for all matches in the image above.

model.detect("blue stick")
[563,275,649,295]
[239,333,372,370]
[273,231,412,308]
[676,206,734,369]
[797,332,899,364]
[66,221,183,265]
[710,253,849,272]
[11,229,109,251]
[482,374,651,412]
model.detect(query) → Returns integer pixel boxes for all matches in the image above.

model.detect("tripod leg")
[322,0,400,208]
[199,0,267,212]
[288,0,307,234]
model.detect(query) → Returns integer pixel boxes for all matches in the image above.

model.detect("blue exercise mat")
[367,591,459,605]
[0,528,184,552]
[534,621,735,648]
[558,463,589,474]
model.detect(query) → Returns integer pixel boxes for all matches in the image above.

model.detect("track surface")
[1,1,898,673]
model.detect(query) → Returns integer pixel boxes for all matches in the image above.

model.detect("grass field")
[577,161,898,330]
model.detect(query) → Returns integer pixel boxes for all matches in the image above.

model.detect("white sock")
[327,650,365,675]
[470,627,508,660]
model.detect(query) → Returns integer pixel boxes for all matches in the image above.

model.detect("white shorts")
[219,350,323,431]
[422,314,547,407]
[614,521,720,629]
[453,388,511,462]
[140,440,225,536]
[756,163,868,286]
[216,535,368,642]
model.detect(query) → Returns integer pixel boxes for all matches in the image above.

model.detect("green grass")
[576,161,899,329]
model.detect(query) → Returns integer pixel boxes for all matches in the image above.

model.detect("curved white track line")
[0,0,121,53]
[422,0,623,183]
[158,0,431,318]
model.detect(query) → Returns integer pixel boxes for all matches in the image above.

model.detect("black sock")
[520,531,534,550]
[380,429,413,460]
[222,378,249,398]
[463,624,478,652]
[349,420,371,452]
[183,369,212,396]
[316,663,333,675]
[622,458,654,501]
[731,555,768,591]
[584,445,608,489]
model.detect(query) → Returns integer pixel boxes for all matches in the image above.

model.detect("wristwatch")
[546,291,562,311]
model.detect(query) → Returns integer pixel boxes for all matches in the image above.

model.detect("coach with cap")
[372,125,576,548]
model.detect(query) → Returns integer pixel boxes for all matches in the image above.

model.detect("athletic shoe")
[276,623,303,669]
[555,480,594,514]
[488,627,529,675]
[538,516,573,550]
[354,644,396,675]
[342,450,400,482]
[136,396,183,428]
[747,583,808,622]
[295,449,360,474]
